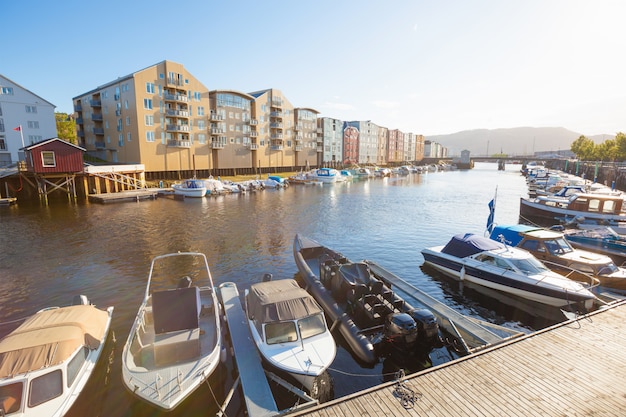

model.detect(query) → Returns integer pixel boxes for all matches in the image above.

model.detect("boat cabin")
[541,193,624,215]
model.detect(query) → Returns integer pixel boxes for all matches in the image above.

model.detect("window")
[41,151,56,167]
[127,132,131,142]
[146,131,155,142]
[197,106,205,116]
[118,134,124,147]
[146,82,155,94]
[25,105,37,113]
[0,87,14,95]
[29,370,63,407]
[0,382,23,414]
[67,347,88,387]
[265,321,297,344]
[144,99,152,110]
[27,121,39,129]
[298,313,326,339]
[126,117,131,126]
[145,115,154,126]
[198,134,206,144]
[0,138,5,150]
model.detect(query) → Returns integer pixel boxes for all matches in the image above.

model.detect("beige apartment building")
[73,61,212,177]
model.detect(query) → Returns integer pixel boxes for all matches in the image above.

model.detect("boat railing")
[541,260,601,289]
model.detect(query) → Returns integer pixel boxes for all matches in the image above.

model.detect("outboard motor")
[384,312,418,350]
[408,308,440,345]
[72,294,90,305]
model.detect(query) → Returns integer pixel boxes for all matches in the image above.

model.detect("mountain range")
[426,127,615,157]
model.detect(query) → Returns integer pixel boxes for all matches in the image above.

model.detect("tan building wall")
[74,60,211,174]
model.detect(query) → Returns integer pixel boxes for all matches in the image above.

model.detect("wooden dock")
[87,189,159,203]
[289,300,626,416]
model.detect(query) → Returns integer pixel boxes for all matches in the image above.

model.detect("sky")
[3,0,625,137]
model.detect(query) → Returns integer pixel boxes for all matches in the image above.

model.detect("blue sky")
[3,0,625,136]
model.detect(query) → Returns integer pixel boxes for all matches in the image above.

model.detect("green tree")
[614,132,626,161]
[55,112,77,144]
[596,139,616,161]
[570,135,596,160]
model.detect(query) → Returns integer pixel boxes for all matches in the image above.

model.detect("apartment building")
[318,117,344,166]
[377,126,388,166]
[73,61,211,175]
[0,74,57,166]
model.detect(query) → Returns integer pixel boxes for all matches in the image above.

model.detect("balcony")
[271,133,283,140]
[270,122,283,129]
[295,145,303,151]
[91,114,103,122]
[115,109,121,116]
[74,103,82,112]
[211,141,226,149]
[166,109,190,117]
[270,111,283,118]
[77,131,84,137]
[270,145,283,151]
[250,131,258,137]
[75,117,84,125]
[317,146,324,152]
[93,128,104,135]
[210,127,225,135]
[209,113,224,121]
[246,143,259,150]
[271,98,283,107]
[166,124,190,132]
[95,141,106,149]
[167,139,191,148]
[164,93,188,102]
[89,100,101,107]
[249,119,258,125]
[294,124,302,131]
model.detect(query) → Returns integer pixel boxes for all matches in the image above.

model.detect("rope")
[392,370,422,410]
[327,366,400,379]
[205,374,228,417]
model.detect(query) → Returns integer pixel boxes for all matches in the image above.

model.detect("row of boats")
[170,163,455,197]
[5,222,620,415]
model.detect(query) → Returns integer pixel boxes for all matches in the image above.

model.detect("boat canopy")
[0,305,110,378]
[338,262,371,286]
[248,279,322,324]
[441,233,505,258]
[490,224,541,246]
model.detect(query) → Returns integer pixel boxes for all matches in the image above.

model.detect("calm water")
[0,162,551,416]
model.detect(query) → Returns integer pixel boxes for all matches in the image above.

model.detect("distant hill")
[426,127,615,157]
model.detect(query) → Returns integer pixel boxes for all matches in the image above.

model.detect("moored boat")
[563,226,626,266]
[293,235,443,365]
[172,178,207,197]
[0,296,113,417]
[490,224,626,291]
[121,252,222,411]
[308,168,342,183]
[519,193,626,226]
[421,233,597,310]
[244,277,336,400]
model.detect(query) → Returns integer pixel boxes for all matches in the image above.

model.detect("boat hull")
[519,197,626,226]
[421,248,595,309]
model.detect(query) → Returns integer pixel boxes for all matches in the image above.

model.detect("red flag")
[13,126,21,131]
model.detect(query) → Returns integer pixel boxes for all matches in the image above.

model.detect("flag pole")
[18,125,24,148]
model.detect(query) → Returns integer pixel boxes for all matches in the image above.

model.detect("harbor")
[1,162,625,416]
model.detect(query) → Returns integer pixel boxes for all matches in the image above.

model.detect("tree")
[570,135,596,160]
[55,112,77,145]
[596,139,616,161]
[614,132,626,161]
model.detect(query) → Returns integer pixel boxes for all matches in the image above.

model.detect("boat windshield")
[510,257,550,274]
[0,382,23,414]
[598,263,619,275]
[265,321,297,345]
[298,313,327,339]
[544,238,574,255]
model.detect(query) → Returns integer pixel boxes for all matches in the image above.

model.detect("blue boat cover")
[490,224,541,246]
[441,233,505,258]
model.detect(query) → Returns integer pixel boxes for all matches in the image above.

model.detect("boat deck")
[218,282,279,417]
[288,300,626,416]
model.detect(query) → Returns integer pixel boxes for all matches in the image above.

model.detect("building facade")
[318,117,344,166]
[0,75,57,166]
[73,61,211,175]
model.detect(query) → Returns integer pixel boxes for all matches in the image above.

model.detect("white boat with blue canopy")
[421,233,597,310]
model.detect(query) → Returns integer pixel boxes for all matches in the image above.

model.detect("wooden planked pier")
[289,300,626,416]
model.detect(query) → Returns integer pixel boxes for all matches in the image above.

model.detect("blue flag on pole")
[486,187,497,234]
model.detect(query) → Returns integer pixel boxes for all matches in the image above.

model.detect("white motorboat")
[0,296,113,417]
[421,233,597,310]
[244,278,336,399]
[172,178,207,197]
[308,168,342,183]
[122,252,222,411]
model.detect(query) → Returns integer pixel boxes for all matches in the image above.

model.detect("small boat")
[308,168,341,183]
[294,235,443,365]
[172,178,207,198]
[122,252,222,411]
[519,193,626,227]
[0,296,113,417]
[265,175,288,188]
[563,226,626,266]
[421,233,597,310]
[490,224,626,291]
[244,277,336,399]
[354,167,373,178]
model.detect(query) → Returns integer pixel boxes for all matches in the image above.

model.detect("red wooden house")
[20,138,85,201]
[23,138,85,174]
